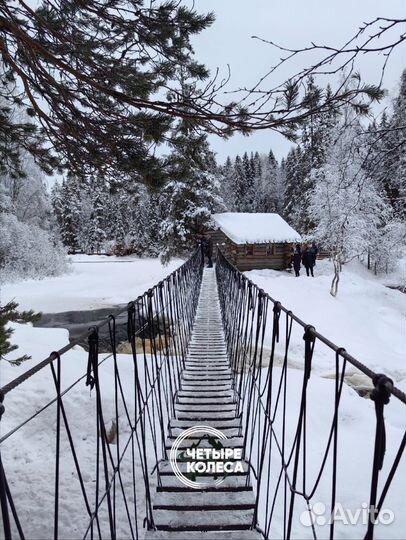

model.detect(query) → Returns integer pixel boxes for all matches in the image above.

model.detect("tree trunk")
[330,257,341,297]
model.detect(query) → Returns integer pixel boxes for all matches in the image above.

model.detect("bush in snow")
[0,213,68,283]
[365,220,406,275]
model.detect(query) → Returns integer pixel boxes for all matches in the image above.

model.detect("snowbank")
[1,254,183,312]
[245,259,406,380]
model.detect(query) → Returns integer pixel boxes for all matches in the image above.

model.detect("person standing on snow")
[302,244,314,277]
[309,241,318,267]
[292,244,302,277]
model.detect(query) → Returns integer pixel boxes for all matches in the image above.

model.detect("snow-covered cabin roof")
[211,213,301,244]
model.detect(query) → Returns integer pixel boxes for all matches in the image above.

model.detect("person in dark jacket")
[309,241,318,267]
[302,244,314,277]
[200,233,213,268]
[198,234,205,260]
[292,244,301,277]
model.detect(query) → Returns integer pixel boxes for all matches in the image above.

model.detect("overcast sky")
[191,0,406,163]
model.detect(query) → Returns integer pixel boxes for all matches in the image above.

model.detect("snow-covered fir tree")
[221,157,237,210]
[52,175,84,253]
[283,80,339,232]
[158,113,225,261]
[256,150,284,212]
[364,70,406,219]
[283,146,304,226]
[220,149,284,213]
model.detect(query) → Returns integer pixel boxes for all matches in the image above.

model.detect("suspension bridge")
[0,249,405,540]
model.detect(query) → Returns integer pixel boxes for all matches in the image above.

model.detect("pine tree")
[0,302,40,365]
[0,3,218,183]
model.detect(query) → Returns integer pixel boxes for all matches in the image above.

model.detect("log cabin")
[210,212,302,271]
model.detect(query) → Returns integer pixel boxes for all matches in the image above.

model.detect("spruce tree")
[364,71,406,219]
[221,157,236,210]
[283,146,304,229]
[387,70,406,217]
[233,155,247,211]
[282,79,340,233]
[158,98,225,261]
[0,301,40,365]
[52,176,82,252]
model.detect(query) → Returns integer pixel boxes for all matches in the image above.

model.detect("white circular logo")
[170,425,244,489]
[300,502,326,527]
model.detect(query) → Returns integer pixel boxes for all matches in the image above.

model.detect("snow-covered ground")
[245,258,406,381]
[252,366,406,540]
[1,329,156,539]
[381,255,406,291]
[244,259,406,539]
[1,254,183,312]
[0,256,405,539]
[1,255,185,539]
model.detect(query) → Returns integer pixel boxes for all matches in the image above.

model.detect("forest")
[0,2,404,284]
[1,72,405,282]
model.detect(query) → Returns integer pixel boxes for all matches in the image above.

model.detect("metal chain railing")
[216,248,406,540]
[0,249,203,540]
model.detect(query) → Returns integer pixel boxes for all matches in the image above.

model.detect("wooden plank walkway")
[147,268,262,539]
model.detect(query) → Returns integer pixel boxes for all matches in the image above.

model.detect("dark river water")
[34,305,129,352]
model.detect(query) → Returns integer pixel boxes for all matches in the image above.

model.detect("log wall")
[208,227,294,271]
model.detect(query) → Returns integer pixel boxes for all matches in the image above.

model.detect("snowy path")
[148,268,261,539]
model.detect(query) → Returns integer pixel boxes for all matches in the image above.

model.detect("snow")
[380,254,406,291]
[1,254,183,312]
[0,257,405,539]
[211,212,301,244]
[3,316,405,539]
[252,367,406,540]
[245,258,406,381]
[1,325,154,539]
[243,259,406,538]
